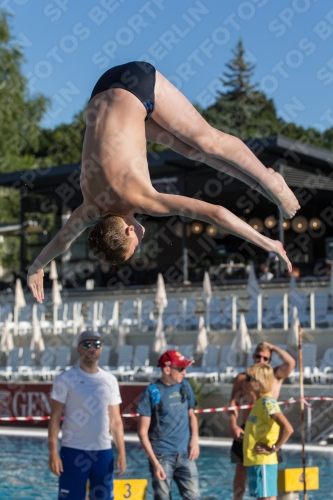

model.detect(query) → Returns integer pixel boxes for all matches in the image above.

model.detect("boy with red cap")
[137,350,200,500]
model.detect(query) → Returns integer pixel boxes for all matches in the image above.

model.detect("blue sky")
[4,0,333,131]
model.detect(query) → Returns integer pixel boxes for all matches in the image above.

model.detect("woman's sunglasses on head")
[82,340,102,349]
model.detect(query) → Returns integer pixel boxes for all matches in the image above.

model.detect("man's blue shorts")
[59,447,114,500]
[247,464,278,498]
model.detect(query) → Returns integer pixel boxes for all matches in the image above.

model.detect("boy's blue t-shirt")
[137,378,197,455]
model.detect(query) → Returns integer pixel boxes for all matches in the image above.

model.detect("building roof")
[247,135,333,168]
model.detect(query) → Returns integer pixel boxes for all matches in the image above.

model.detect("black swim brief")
[230,424,245,464]
[89,61,156,120]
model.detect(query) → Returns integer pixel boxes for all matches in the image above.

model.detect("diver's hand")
[28,268,44,304]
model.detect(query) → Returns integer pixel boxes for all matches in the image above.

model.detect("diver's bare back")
[80,89,154,217]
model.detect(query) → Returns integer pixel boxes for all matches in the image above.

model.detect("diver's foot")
[253,169,276,204]
[271,240,292,273]
[265,170,300,219]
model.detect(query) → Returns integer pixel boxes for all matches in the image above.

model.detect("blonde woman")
[243,364,293,500]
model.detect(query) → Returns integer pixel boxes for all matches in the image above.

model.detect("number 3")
[124,483,131,498]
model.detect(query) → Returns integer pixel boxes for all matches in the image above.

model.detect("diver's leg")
[152,71,300,219]
[145,119,275,203]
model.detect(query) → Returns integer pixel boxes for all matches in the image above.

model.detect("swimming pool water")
[0,436,332,499]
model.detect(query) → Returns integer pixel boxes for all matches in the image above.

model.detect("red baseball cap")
[157,350,194,368]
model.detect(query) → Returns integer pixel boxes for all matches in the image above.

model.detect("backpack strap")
[147,383,161,407]
[180,380,189,404]
[147,383,162,428]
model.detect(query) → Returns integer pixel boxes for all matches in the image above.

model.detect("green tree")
[0,11,48,272]
[201,39,333,151]
[322,127,333,150]
[202,39,280,139]
[35,108,86,166]
[0,12,47,172]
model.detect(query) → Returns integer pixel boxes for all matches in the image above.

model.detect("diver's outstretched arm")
[147,192,292,273]
[27,204,96,303]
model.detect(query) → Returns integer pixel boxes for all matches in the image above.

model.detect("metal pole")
[257,293,262,331]
[137,299,142,330]
[61,206,72,284]
[278,163,285,277]
[283,293,288,330]
[53,304,58,335]
[309,292,315,330]
[298,325,308,500]
[307,405,312,443]
[181,169,188,284]
[182,237,189,283]
[20,196,25,273]
[13,305,18,336]
[206,297,211,333]
[232,295,237,331]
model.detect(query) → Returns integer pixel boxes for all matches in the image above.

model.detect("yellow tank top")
[243,394,280,466]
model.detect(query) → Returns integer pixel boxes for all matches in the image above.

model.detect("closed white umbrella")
[231,314,252,355]
[72,315,86,347]
[49,260,58,280]
[52,279,62,305]
[202,272,213,301]
[287,306,299,348]
[153,309,166,353]
[155,273,168,309]
[246,262,260,298]
[202,271,213,332]
[116,325,126,354]
[196,315,208,354]
[0,319,14,355]
[30,316,45,352]
[79,315,85,333]
[15,279,26,308]
[14,278,26,335]
[52,279,62,334]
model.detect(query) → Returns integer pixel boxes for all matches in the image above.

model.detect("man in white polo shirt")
[49,330,126,500]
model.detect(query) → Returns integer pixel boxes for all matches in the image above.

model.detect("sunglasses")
[170,366,186,373]
[255,354,270,362]
[81,340,102,350]
[245,374,257,383]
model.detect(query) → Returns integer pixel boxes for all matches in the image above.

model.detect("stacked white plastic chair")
[0,347,20,381]
[186,345,220,382]
[262,294,284,329]
[163,299,181,328]
[288,343,317,384]
[120,300,138,327]
[140,300,157,330]
[33,347,56,381]
[109,345,134,380]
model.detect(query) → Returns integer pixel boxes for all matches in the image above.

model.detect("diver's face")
[125,219,145,259]
[134,219,145,245]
